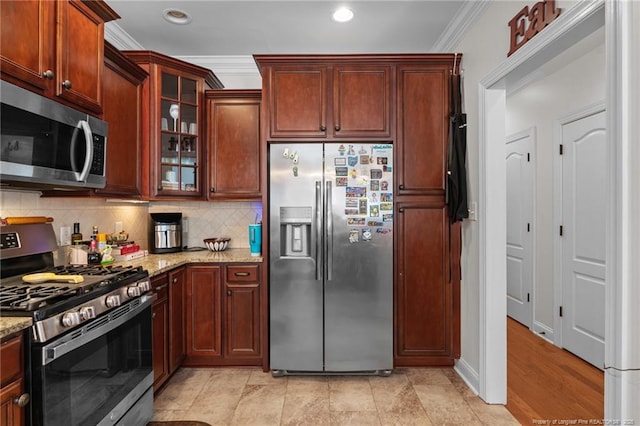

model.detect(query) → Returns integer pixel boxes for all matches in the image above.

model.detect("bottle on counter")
[71,223,83,244]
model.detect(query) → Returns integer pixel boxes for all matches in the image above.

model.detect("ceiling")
[106,1,469,57]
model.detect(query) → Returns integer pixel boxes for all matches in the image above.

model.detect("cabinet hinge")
[559,306,563,317]
[527,293,530,302]
[559,225,563,236]
[559,144,564,155]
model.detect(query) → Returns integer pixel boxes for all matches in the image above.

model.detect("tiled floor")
[152,367,519,425]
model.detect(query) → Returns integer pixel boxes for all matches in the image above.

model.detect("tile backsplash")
[0,190,262,250]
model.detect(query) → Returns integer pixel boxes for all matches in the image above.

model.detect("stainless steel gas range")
[0,222,154,426]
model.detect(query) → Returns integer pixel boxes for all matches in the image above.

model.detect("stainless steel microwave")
[0,80,107,190]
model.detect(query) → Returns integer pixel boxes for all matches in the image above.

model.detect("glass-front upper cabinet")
[160,72,199,193]
[123,50,223,199]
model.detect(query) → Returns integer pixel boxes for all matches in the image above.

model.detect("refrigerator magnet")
[349,145,357,155]
[359,199,368,214]
[370,205,380,217]
[336,177,348,187]
[346,187,366,198]
[383,214,393,222]
[376,228,391,234]
[368,221,384,227]
[348,217,366,226]
[370,169,383,179]
[348,156,358,166]
[380,193,393,202]
[381,181,389,191]
[362,228,373,241]
[349,229,360,243]
[335,167,348,176]
[370,180,380,191]
[380,202,393,211]
[335,158,346,166]
[360,155,369,164]
[338,144,346,156]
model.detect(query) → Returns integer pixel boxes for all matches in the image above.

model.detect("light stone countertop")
[118,248,263,277]
[0,248,263,338]
[0,317,32,340]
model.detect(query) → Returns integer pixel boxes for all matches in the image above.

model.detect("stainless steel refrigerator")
[269,142,393,375]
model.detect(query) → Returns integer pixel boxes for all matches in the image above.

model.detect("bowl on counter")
[203,237,230,252]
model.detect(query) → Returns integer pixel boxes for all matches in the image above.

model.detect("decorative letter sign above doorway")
[507,0,561,56]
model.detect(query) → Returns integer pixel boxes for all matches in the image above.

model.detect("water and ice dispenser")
[279,206,312,257]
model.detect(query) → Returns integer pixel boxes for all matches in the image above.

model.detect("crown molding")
[173,55,259,76]
[431,0,490,53]
[104,22,144,50]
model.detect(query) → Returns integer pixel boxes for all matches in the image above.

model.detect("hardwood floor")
[506,317,604,424]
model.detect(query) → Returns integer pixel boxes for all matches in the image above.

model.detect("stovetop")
[0,265,147,318]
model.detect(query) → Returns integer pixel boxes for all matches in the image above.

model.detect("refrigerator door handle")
[315,180,323,281]
[325,180,333,281]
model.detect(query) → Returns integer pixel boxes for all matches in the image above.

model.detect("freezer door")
[323,143,394,371]
[269,143,324,372]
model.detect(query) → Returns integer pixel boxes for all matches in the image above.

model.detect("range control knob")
[79,306,96,321]
[127,286,141,297]
[61,312,80,328]
[105,295,121,308]
[137,280,151,292]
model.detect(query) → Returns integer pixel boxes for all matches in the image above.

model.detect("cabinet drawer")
[151,274,169,302]
[226,265,259,283]
[0,335,22,386]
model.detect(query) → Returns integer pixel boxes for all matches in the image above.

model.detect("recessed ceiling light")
[162,8,192,25]
[332,7,354,23]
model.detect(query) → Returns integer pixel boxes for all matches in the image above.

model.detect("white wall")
[506,29,605,333]
[451,0,585,386]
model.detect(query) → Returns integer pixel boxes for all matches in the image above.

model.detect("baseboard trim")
[454,358,480,396]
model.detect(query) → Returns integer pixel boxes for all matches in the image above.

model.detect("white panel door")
[506,129,534,328]
[561,109,606,369]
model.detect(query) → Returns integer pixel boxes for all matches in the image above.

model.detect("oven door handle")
[41,295,152,365]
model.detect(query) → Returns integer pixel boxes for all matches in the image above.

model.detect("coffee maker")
[149,212,182,254]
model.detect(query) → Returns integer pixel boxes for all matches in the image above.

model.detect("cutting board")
[22,273,84,284]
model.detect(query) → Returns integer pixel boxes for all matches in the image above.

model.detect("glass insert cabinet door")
[159,72,199,193]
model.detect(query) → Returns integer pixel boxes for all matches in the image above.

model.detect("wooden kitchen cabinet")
[123,51,223,200]
[396,63,451,196]
[395,201,456,365]
[150,266,186,391]
[95,42,147,197]
[185,264,262,366]
[255,56,393,140]
[224,265,261,362]
[151,273,169,392]
[0,334,27,426]
[205,90,261,200]
[0,0,118,114]
[392,56,461,366]
[185,265,222,363]
[168,267,186,372]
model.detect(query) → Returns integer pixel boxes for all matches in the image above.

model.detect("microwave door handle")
[70,120,93,182]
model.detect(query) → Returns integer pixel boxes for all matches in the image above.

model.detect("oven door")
[29,296,153,426]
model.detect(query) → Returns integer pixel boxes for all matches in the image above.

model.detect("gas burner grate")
[51,265,135,276]
[0,284,79,311]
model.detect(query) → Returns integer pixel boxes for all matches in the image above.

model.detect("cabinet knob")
[61,80,72,90]
[227,290,232,296]
[399,184,405,190]
[152,312,156,319]
[173,277,178,283]
[43,70,54,80]
[210,187,215,193]
[158,185,163,191]
[334,125,341,131]
[13,393,30,408]
[319,125,326,131]
[399,207,405,213]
